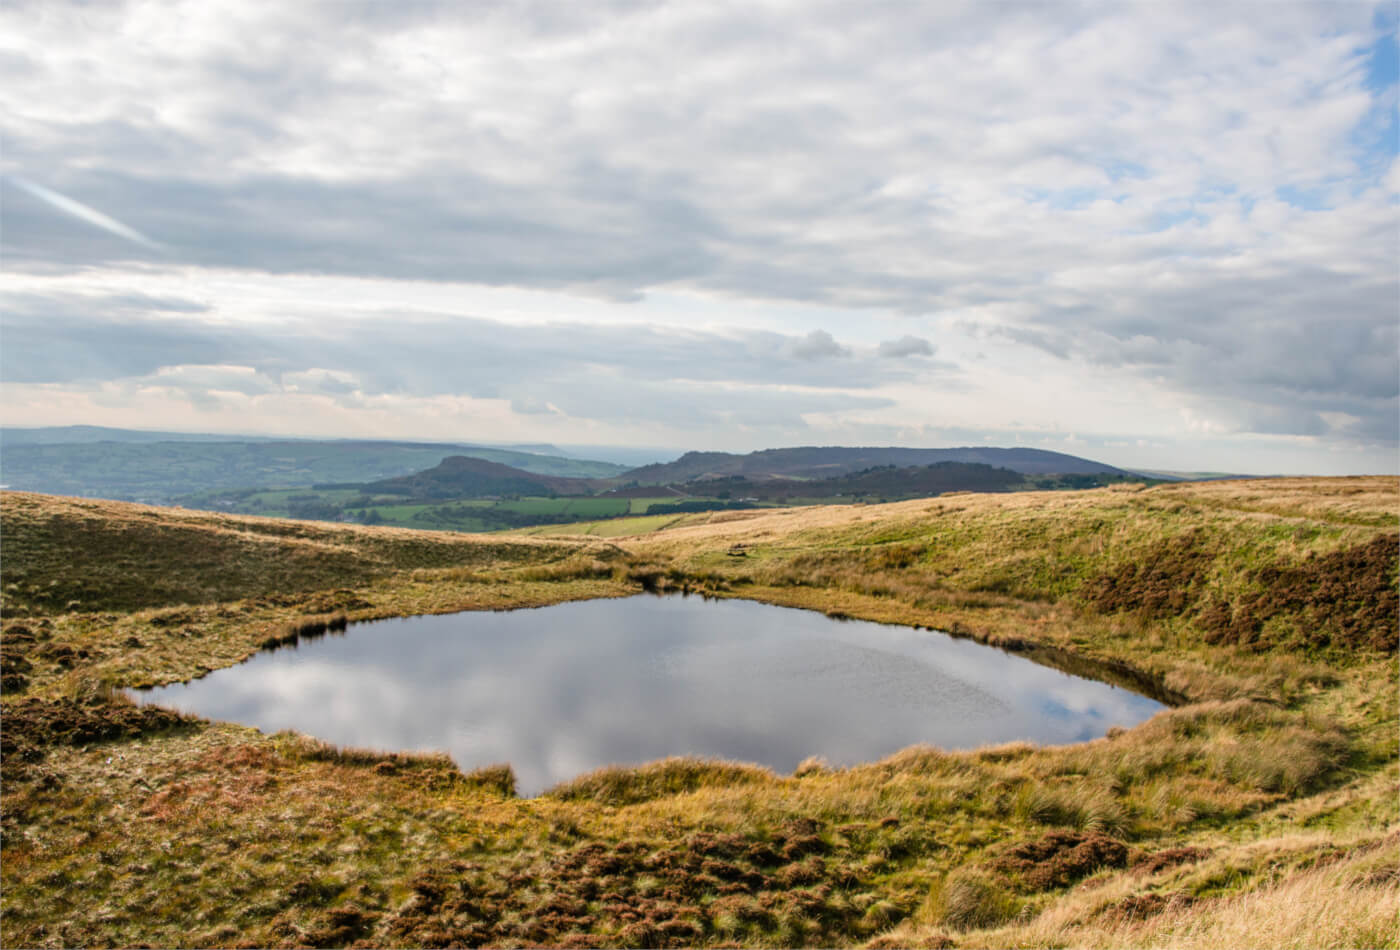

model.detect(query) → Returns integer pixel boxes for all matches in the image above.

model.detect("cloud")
[791,330,850,361]
[509,397,559,416]
[282,368,360,396]
[0,1,1394,468]
[3,3,1390,302]
[1,290,930,392]
[877,335,934,359]
[0,290,920,432]
[6,175,165,250]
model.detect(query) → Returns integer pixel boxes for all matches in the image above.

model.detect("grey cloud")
[791,330,850,361]
[183,389,225,412]
[0,294,925,428]
[1241,406,1330,438]
[283,370,360,397]
[0,46,39,80]
[2,290,209,315]
[0,292,229,383]
[965,240,1399,445]
[984,324,1073,361]
[877,335,934,358]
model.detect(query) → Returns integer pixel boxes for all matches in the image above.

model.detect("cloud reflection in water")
[136,595,1165,795]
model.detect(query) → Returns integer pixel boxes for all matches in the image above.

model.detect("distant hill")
[1131,469,1257,482]
[367,456,587,499]
[0,425,278,445]
[0,438,625,504]
[624,446,1131,484]
[687,461,1027,500]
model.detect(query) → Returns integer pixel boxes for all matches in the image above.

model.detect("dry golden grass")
[876,825,1400,949]
[1,490,598,615]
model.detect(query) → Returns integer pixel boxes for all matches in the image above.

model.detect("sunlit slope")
[531,477,1396,648]
[0,491,586,614]
[625,478,1397,650]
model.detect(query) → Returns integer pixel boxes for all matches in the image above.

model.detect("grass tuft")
[545,757,775,806]
[933,868,1021,931]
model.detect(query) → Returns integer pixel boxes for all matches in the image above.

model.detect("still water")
[135,595,1164,795]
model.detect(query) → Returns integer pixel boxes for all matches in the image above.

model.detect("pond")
[134,595,1165,795]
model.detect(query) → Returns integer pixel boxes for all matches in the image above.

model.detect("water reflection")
[134,595,1165,795]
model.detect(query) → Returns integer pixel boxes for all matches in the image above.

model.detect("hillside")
[0,492,587,615]
[366,455,590,499]
[673,461,1027,501]
[1,479,1395,949]
[625,445,1133,484]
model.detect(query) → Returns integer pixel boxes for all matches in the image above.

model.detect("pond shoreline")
[131,592,1166,796]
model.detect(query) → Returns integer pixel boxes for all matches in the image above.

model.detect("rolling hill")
[0,435,628,503]
[365,455,588,499]
[623,445,1133,484]
[679,461,1027,500]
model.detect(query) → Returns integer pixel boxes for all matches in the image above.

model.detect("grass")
[511,511,715,537]
[1,477,1396,948]
[505,497,636,520]
[0,491,599,617]
[353,496,637,532]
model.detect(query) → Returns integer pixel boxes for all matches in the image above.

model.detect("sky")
[1,0,1397,474]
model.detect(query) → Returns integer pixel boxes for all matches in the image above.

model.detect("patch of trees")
[1029,473,1142,491]
[830,461,1022,496]
[286,497,345,521]
[680,462,1024,501]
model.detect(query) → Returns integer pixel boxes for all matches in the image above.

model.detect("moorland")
[1,476,1396,948]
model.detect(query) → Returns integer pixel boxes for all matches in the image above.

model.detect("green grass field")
[348,496,643,532]
[495,497,630,518]
[627,497,692,514]
[235,488,372,514]
[199,486,999,537]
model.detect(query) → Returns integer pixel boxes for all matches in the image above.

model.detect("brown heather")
[1,477,1396,948]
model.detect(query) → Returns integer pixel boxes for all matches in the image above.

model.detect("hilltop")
[366,455,591,499]
[1,478,1395,948]
[624,445,1135,484]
